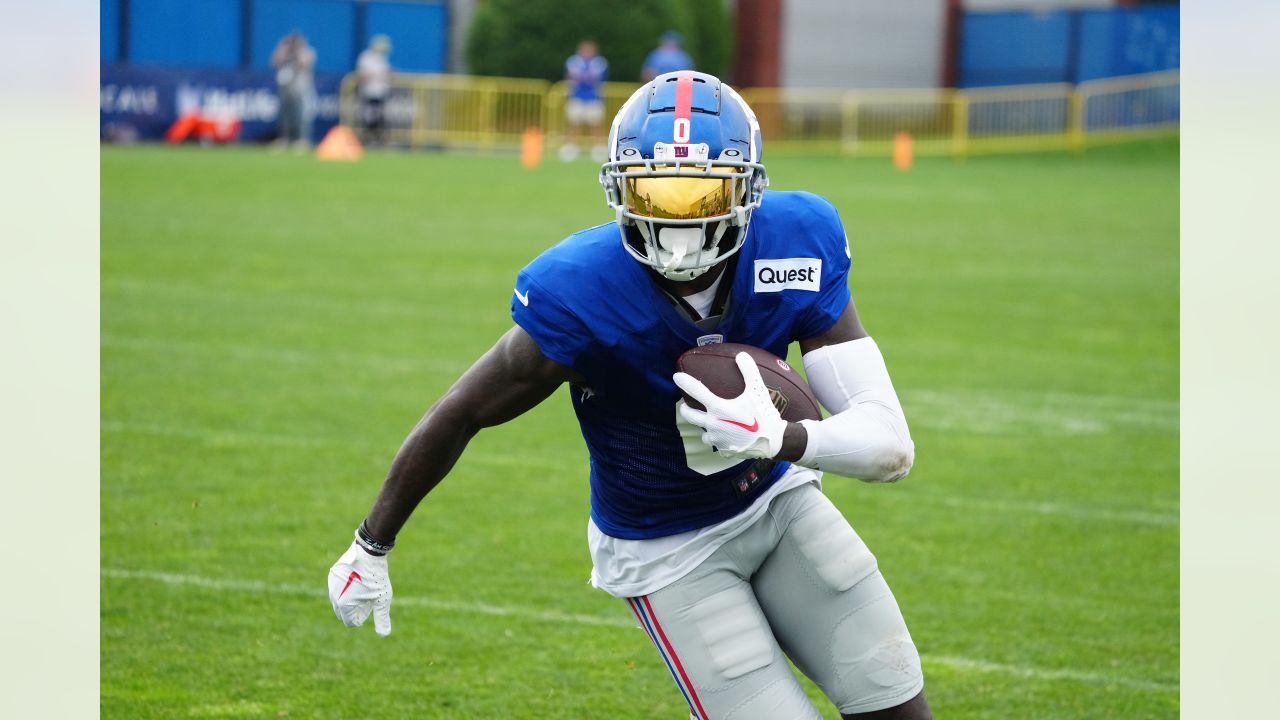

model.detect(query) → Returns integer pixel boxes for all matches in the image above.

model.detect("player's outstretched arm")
[327,325,579,635]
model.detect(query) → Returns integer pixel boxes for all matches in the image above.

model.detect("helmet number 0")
[673,118,690,144]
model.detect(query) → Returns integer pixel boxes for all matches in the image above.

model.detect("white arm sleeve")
[796,337,914,483]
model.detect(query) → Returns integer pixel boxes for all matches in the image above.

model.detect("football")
[676,343,822,422]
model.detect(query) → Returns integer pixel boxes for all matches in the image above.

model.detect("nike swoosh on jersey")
[720,417,759,432]
[514,287,530,306]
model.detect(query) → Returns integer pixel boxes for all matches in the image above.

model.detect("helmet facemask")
[601,143,768,281]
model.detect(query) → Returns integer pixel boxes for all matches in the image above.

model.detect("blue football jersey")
[511,191,852,539]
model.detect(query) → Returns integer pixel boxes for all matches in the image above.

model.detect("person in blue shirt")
[328,71,933,720]
[562,39,609,162]
[643,31,695,81]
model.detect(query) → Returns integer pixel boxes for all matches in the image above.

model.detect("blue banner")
[100,63,346,144]
[102,0,449,73]
[1077,6,1180,82]
[959,6,1180,88]
[959,10,1073,87]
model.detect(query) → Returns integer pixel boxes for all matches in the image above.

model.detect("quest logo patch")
[753,258,822,293]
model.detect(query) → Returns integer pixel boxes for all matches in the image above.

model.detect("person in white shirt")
[357,35,393,145]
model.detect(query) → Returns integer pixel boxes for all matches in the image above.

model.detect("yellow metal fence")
[339,70,1178,157]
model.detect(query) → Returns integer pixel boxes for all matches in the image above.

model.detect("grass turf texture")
[101,140,1178,719]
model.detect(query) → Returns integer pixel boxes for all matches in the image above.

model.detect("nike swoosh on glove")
[328,540,393,636]
[673,351,788,460]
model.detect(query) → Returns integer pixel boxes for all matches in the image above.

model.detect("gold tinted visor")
[624,166,745,220]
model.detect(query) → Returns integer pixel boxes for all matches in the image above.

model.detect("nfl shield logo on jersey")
[696,334,724,346]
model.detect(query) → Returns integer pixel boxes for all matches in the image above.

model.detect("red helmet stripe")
[673,72,694,142]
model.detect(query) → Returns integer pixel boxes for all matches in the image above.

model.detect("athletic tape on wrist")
[355,521,395,556]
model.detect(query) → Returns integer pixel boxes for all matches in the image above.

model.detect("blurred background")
[99,0,1179,155]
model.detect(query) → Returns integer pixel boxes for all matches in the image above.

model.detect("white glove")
[327,540,393,636]
[673,352,788,460]
[675,399,743,475]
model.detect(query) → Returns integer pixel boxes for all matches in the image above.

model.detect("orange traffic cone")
[165,113,201,143]
[521,127,544,170]
[316,125,364,161]
[893,131,913,171]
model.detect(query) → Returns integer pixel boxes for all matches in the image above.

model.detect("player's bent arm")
[363,325,582,542]
[781,300,915,483]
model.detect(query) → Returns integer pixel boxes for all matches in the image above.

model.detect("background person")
[561,39,608,162]
[272,31,316,150]
[357,35,393,145]
[642,30,694,81]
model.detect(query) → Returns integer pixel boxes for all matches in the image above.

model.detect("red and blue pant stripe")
[627,595,710,720]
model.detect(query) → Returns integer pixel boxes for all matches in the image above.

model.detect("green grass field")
[101,140,1179,719]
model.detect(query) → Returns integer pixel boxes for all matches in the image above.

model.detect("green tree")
[466,0,733,83]
[680,0,732,80]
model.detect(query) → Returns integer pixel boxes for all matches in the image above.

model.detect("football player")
[328,71,932,719]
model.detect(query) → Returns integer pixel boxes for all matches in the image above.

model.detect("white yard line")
[104,277,447,322]
[100,420,579,473]
[882,492,1178,527]
[904,389,1178,435]
[101,567,1177,693]
[922,654,1176,693]
[104,279,1178,435]
[102,420,340,449]
[101,421,1177,527]
[101,568,628,629]
[102,335,464,375]
[103,333,1177,436]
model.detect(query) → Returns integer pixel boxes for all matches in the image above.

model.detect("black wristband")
[355,520,395,556]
